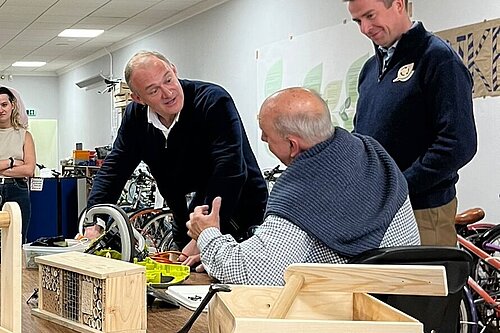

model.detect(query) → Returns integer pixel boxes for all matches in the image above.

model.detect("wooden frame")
[0,202,23,333]
[209,263,448,333]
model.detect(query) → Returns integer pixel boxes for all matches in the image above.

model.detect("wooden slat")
[1,202,22,333]
[284,263,448,296]
[267,274,303,319]
[35,251,144,279]
[230,318,422,333]
[32,309,147,333]
[104,274,147,331]
[353,293,420,323]
[214,286,355,320]
[0,211,10,228]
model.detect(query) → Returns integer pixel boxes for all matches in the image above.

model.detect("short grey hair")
[124,50,172,92]
[343,0,408,9]
[273,90,334,145]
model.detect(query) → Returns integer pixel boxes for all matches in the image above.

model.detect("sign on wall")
[436,18,500,98]
[256,23,373,168]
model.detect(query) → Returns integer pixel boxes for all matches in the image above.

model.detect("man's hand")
[178,239,206,272]
[186,196,221,240]
[83,225,103,239]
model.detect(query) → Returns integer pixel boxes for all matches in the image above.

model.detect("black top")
[88,79,268,246]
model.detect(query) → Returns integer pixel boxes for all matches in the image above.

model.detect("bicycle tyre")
[128,207,162,230]
[473,225,500,330]
[158,232,177,252]
[479,224,500,251]
[140,211,174,249]
[458,286,479,333]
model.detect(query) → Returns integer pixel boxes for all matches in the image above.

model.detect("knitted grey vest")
[265,127,408,257]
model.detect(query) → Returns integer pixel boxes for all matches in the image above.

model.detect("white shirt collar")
[146,106,180,147]
[147,106,180,131]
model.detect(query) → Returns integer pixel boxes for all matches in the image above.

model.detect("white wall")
[58,57,112,161]
[111,0,344,151]
[3,76,59,119]
[16,0,500,221]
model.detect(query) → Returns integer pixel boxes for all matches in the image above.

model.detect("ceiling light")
[12,61,46,67]
[58,29,104,38]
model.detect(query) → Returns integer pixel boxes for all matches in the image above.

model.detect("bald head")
[260,87,334,147]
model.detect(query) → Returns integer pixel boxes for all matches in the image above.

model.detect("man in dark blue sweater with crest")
[345,0,477,245]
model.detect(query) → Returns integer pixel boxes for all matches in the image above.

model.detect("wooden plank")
[0,211,10,228]
[1,202,22,333]
[267,274,303,319]
[103,274,147,331]
[32,308,148,333]
[213,287,355,320]
[284,263,448,296]
[288,291,353,320]
[208,294,236,333]
[353,293,420,323]
[231,318,422,333]
[35,252,144,279]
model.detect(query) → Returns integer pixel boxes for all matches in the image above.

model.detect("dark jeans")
[0,179,31,243]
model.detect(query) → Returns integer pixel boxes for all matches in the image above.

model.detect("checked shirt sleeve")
[197,215,319,285]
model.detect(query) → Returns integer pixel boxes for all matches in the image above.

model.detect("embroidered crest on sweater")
[393,63,414,82]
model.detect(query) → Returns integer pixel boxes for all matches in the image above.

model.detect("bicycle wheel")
[471,225,500,330]
[458,286,479,333]
[140,211,174,249]
[128,207,162,230]
[158,231,177,252]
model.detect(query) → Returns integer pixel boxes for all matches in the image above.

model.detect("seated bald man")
[186,87,420,285]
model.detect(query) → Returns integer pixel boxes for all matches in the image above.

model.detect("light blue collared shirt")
[378,21,418,71]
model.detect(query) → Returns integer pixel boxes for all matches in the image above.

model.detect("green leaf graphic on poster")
[324,80,342,111]
[303,63,323,93]
[264,59,283,98]
[345,53,369,105]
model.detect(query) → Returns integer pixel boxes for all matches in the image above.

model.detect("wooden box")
[32,252,146,333]
[208,263,448,333]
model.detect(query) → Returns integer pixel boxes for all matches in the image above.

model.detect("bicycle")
[455,208,500,333]
[262,165,285,193]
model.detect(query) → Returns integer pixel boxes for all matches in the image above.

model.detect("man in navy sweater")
[85,51,268,268]
[345,0,477,245]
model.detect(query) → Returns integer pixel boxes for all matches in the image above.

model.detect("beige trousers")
[413,197,458,246]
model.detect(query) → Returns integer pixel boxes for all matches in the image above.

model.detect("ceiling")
[0,0,227,76]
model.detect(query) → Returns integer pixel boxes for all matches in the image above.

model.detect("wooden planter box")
[32,252,146,333]
[208,264,448,333]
